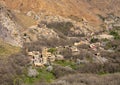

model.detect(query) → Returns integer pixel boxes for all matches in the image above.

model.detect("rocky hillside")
[0,4,22,47]
[2,0,120,26]
[0,1,95,47]
[0,0,120,47]
[0,1,120,85]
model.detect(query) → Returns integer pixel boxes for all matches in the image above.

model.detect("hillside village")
[0,0,120,85]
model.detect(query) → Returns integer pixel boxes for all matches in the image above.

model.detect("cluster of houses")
[26,44,82,67]
[27,48,64,67]
[26,35,111,68]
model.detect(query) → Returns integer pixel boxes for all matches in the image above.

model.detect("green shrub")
[114,35,120,40]
[90,38,99,43]
[109,30,120,40]
[14,78,24,85]
[24,68,55,84]
[54,60,77,69]
[101,38,109,42]
[48,48,57,54]
[110,30,118,36]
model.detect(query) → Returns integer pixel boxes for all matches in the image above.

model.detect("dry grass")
[15,13,37,31]
[0,39,20,57]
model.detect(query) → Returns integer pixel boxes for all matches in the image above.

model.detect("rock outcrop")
[0,4,22,47]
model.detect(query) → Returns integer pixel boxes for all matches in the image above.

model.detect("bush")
[77,44,90,49]
[0,53,29,85]
[48,48,57,54]
[50,73,120,85]
[110,30,119,36]
[24,68,55,84]
[60,48,72,59]
[46,21,73,36]
[90,38,99,43]
[76,51,120,74]
[105,40,120,50]
[23,37,73,52]
[109,30,120,40]
[53,65,75,78]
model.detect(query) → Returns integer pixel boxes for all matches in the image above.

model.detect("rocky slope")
[0,2,96,47]
[0,0,120,47]
[2,0,120,26]
[0,4,22,47]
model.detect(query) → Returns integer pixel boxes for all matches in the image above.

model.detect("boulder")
[46,65,53,72]
[76,59,81,65]
[97,34,114,40]
[27,67,39,77]
[76,59,89,64]
[55,55,64,60]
